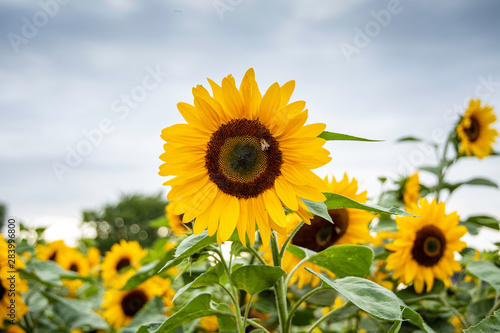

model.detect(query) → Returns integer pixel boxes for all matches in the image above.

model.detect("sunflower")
[385,199,467,293]
[456,99,498,159]
[87,247,101,276]
[0,237,29,328]
[35,240,70,264]
[264,174,375,288]
[403,172,420,208]
[58,248,90,297]
[6,325,26,333]
[159,68,331,245]
[101,240,147,288]
[102,276,174,330]
[199,316,219,332]
[165,201,190,236]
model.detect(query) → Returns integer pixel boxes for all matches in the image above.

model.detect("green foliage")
[318,130,382,142]
[230,265,286,295]
[464,309,500,333]
[323,192,414,216]
[82,192,167,252]
[467,261,500,293]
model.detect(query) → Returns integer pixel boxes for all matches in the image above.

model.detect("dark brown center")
[49,251,57,261]
[292,209,349,252]
[0,282,5,299]
[69,263,78,272]
[411,225,446,266]
[116,258,131,271]
[121,290,148,316]
[205,119,282,199]
[465,116,480,142]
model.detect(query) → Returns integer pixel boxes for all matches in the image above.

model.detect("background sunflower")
[159,68,331,245]
[385,199,467,293]
[101,240,147,288]
[456,99,498,159]
[58,247,90,297]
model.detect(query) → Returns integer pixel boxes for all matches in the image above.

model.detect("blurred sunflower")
[6,325,26,333]
[264,174,375,288]
[0,237,29,328]
[87,247,101,276]
[35,239,70,264]
[165,201,190,236]
[403,172,420,208]
[199,316,219,332]
[456,99,498,159]
[385,199,467,293]
[159,68,331,245]
[102,276,174,330]
[101,240,147,288]
[59,248,90,297]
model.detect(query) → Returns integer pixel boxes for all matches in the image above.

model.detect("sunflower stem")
[271,232,288,333]
[246,318,271,333]
[436,132,454,202]
[285,286,325,333]
[488,293,500,317]
[243,295,253,329]
[439,294,470,328]
[278,221,304,262]
[246,243,267,266]
[306,301,350,333]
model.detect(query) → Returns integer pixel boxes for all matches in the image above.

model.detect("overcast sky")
[1,0,499,247]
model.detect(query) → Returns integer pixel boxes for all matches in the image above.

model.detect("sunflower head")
[102,276,174,330]
[59,248,90,297]
[277,174,374,288]
[456,99,498,159]
[101,240,147,288]
[385,198,467,293]
[402,172,420,208]
[35,240,70,264]
[159,68,331,245]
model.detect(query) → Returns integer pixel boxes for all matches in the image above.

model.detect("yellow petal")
[183,182,218,222]
[218,194,240,242]
[275,176,298,211]
[263,189,287,228]
[259,82,281,125]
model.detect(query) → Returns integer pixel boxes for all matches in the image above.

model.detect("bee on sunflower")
[58,247,90,297]
[456,99,498,159]
[263,174,375,288]
[101,240,147,288]
[385,198,467,293]
[102,276,175,330]
[0,237,29,328]
[159,68,331,245]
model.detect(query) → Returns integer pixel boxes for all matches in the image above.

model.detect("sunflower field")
[3,69,500,333]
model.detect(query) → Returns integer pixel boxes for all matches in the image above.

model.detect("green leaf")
[21,259,81,286]
[230,265,286,295]
[387,320,402,333]
[396,136,422,142]
[146,294,234,333]
[396,279,445,303]
[318,131,381,142]
[443,178,498,194]
[302,199,333,223]
[172,269,220,302]
[124,247,175,290]
[465,215,500,230]
[287,244,373,278]
[121,296,166,333]
[213,302,238,332]
[323,192,414,216]
[160,231,216,273]
[42,292,109,331]
[467,261,500,293]
[402,306,436,333]
[307,271,401,321]
[464,308,500,333]
[150,216,169,228]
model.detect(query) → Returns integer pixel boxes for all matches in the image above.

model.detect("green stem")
[243,295,253,329]
[278,221,304,262]
[271,232,288,333]
[246,319,271,333]
[284,256,310,288]
[306,302,350,333]
[285,287,325,333]
[436,132,454,202]
[488,293,500,317]
[246,244,267,266]
[215,245,245,333]
[440,295,470,328]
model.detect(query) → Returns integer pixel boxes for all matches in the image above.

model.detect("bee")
[260,138,270,151]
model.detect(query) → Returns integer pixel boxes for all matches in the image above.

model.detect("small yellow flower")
[456,99,498,159]
[386,199,467,293]
[199,316,219,332]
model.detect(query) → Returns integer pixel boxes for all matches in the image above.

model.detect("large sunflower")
[101,240,147,288]
[59,247,90,297]
[385,198,467,293]
[403,172,420,208]
[456,99,498,159]
[159,68,331,245]
[0,237,29,328]
[102,276,174,330]
[264,174,375,288]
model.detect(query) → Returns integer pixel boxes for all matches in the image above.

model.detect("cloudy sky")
[1,0,499,246]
